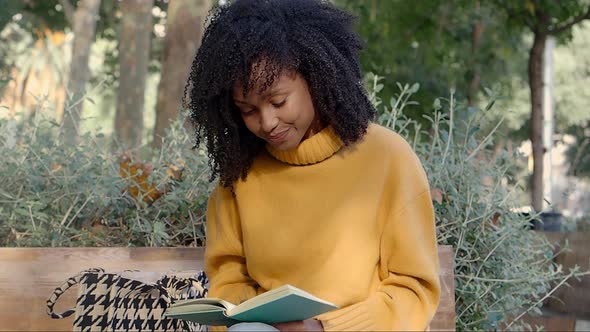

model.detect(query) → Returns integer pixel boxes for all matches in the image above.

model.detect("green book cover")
[164,284,338,327]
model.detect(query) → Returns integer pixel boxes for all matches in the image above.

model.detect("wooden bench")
[0,245,455,331]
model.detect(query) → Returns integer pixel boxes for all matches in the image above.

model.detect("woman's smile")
[267,128,291,144]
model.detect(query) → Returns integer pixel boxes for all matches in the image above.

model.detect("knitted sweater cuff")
[317,294,388,331]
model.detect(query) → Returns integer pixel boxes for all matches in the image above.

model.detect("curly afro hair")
[184,0,375,189]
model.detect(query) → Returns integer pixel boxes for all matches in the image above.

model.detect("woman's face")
[232,70,321,151]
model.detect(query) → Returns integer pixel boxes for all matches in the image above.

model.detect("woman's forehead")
[232,69,297,99]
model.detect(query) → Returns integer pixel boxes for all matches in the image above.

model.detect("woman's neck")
[302,116,326,141]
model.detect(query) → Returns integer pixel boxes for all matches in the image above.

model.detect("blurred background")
[0,0,589,330]
[1,0,589,219]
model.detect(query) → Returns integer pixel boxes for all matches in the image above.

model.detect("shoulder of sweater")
[363,123,417,158]
[365,123,428,184]
[210,181,234,202]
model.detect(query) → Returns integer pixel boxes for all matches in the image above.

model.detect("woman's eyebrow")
[234,89,288,104]
[261,88,288,99]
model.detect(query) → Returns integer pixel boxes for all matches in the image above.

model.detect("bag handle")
[46,268,104,319]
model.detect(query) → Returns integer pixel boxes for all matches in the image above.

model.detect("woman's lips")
[267,129,290,143]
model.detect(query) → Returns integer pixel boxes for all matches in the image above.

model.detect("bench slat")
[430,245,456,331]
[0,246,454,331]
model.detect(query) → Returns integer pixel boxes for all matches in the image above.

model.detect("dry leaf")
[119,157,161,204]
[166,164,183,181]
[431,188,444,204]
[51,163,62,173]
[491,212,501,226]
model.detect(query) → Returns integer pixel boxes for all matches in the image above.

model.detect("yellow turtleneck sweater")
[204,123,440,331]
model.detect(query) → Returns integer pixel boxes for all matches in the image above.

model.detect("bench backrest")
[0,245,454,331]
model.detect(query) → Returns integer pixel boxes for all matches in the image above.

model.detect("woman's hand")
[272,319,324,331]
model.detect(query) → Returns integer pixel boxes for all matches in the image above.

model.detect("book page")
[227,286,338,324]
[166,303,226,315]
[228,286,289,315]
[227,285,336,317]
[169,297,236,311]
[165,285,338,325]
[164,307,239,327]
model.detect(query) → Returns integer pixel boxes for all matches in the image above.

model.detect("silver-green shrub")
[0,104,210,247]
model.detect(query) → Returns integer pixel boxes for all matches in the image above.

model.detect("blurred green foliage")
[336,0,528,122]
[0,0,169,88]
[0,98,211,247]
[565,121,590,178]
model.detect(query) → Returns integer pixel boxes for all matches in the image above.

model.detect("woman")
[184,0,440,330]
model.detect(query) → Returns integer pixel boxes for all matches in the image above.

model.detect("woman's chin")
[267,138,300,151]
[268,141,293,151]
[265,130,301,151]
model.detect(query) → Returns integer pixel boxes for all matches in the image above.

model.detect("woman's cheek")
[283,106,298,124]
[243,116,260,136]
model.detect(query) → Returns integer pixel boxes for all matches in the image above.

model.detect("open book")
[163,284,338,326]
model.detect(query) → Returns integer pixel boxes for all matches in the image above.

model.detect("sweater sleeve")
[318,139,441,331]
[204,185,259,326]
[320,191,440,331]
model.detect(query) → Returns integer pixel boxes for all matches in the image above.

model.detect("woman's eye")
[272,99,287,108]
[242,109,256,116]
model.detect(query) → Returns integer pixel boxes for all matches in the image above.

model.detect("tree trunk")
[62,0,101,140]
[114,0,154,152]
[152,0,212,149]
[529,32,547,212]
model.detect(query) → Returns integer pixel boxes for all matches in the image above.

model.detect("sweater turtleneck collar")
[265,126,343,165]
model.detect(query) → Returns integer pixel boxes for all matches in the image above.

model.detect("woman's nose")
[260,107,279,134]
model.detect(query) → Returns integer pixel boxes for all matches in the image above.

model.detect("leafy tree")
[335,0,527,123]
[492,0,590,212]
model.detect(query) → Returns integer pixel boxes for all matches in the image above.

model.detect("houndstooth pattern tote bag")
[46,268,209,332]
